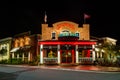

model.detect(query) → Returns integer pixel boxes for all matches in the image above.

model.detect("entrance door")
[61,50,72,63]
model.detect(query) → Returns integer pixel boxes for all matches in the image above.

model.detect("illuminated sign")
[58,33,78,37]
[56,22,75,30]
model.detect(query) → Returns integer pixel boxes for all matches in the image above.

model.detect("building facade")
[38,21,96,65]
[0,37,12,61]
[93,37,117,63]
[10,31,41,63]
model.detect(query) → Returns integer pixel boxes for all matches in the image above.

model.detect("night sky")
[0,1,120,44]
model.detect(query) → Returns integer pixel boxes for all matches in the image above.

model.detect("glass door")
[61,50,72,63]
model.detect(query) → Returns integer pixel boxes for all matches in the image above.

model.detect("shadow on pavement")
[0,72,18,80]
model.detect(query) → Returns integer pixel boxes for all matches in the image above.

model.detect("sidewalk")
[0,64,120,72]
[39,65,120,72]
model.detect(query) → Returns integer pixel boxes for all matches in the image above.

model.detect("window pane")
[76,33,80,39]
[52,32,55,39]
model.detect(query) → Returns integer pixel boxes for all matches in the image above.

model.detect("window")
[19,38,24,47]
[62,30,70,36]
[59,30,70,37]
[75,32,80,39]
[52,32,56,40]
[24,36,30,45]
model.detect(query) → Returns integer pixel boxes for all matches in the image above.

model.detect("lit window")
[24,37,30,45]
[52,32,56,40]
[60,30,70,36]
[75,32,80,39]
[14,39,19,47]
[19,38,24,47]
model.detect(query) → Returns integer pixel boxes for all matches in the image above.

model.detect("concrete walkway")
[0,64,120,72]
[39,65,120,72]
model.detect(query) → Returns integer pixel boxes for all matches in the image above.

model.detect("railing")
[43,57,58,64]
[78,57,93,64]
[96,58,104,61]
[96,58,104,64]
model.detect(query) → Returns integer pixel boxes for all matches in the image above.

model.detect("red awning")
[38,41,96,45]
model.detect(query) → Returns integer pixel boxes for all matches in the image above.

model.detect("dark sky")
[0,0,120,44]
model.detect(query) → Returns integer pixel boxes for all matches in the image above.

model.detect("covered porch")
[38,40,96,65]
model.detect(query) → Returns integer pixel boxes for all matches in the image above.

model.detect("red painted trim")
[72,49,75,63]
[86,50,90,57]
[38,41,96,45]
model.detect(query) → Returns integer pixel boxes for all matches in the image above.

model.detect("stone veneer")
[41,21,90,40]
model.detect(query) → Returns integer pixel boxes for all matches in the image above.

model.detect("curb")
[0,64,120,73]
[39,66,119,73]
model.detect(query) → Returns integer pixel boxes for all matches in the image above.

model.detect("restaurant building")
[38,21,96,65]
[10,31,40,63]
[0,37,12,61]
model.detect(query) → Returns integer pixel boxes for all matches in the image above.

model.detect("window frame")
[51,32,56,40]
[75,32,80,39]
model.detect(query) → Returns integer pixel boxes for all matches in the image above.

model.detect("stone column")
[28,52,30,61]
[12,53,14,58]
[22,53,24,61]
[97,52,99,58]
[92,45,95,61]
[57,45,60,64]
[76,45,79,64]
[17,54,19,59]
[40,44,43,64]
[100,52,102,58]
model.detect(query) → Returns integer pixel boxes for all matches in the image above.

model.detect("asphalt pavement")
[0,64,120,80]
[0,64,120,72]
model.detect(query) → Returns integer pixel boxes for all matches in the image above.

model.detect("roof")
[0,37,12,42]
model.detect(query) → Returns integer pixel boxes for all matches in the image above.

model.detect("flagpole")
[84,17,86,24]
[45,11,46,24]
[44,11,47,24]
[83,13,86,24]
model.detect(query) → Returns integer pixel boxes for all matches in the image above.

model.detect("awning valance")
[38,41,96,45]
[24,45,31,48]
[10,47,20,53]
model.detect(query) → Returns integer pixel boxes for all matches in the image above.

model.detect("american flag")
[84,13,90,19]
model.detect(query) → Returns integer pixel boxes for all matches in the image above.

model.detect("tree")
[103,43,116,61]
[114,45,120,56]
[0,48,7,61]
[97,42,119,64]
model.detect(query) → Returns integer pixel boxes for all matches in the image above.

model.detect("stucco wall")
[0,37,12,61]
[41,21,90,40]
